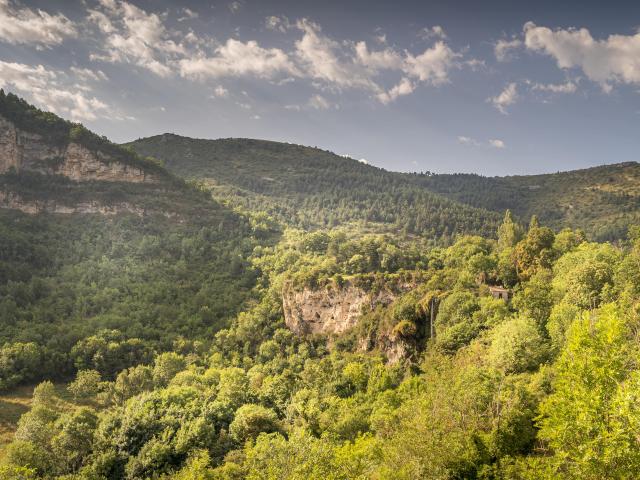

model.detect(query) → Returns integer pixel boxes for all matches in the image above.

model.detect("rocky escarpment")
[0,115,158,183]
[283,279,419,362]
[282,280,401,335]
[0,190,146,216]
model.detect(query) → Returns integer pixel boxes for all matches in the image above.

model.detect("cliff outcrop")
[0,190,146,216]
[282,278,419,362]
[0,115,158,183]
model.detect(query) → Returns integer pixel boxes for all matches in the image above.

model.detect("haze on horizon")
[0,0,639,176]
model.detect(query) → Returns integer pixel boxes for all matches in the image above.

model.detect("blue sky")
[1,0,639,175]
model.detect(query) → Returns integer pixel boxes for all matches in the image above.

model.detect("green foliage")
[128,135,502,239]
[488,317,549,374]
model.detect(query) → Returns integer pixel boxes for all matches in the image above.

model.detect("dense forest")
[129,135,640,242]
[3,94,640,479]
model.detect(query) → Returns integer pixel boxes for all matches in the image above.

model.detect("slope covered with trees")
[129,134,640,241]
[4,211,640,479]
[127,134,502,241]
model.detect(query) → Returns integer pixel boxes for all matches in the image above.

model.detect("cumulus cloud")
[403,41,460,85]
[88,0,187,77]
[294,19,380,92]
[294,20,461,100]
[458,136,506,148]
[377,77,415,104]
[494,38,522,61]
[524,22,640,92]
[489,82,518,114]
[0,61,115,121]
[0,0,76,47]
[354,41,403,71]
[180,38,298,79]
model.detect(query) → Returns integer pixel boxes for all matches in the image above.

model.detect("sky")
[1,0,639,176]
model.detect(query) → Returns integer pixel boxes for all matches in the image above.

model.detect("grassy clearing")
[0,383,70,461]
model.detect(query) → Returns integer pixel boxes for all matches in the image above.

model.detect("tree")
[229,404,280,444]
[538,305,636,478]
[153,352,187,387]
[488,317,548,374]
[68,369,102,400]
[497,210,522,251]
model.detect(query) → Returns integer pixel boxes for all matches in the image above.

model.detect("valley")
[1,92,640,479]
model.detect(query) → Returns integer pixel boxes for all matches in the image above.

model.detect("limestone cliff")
[282,280,399,336]
[0,190,146,216]
[282,279,418,362]
[0,115,158,183]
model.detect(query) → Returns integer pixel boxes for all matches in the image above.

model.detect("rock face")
[0,191,146,216]
[282,281,399,336]
[0,115,157,183]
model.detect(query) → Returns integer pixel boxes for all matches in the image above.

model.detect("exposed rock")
[0,115,158,183]
[282,280,400,336]
[0,190,146,216]
[59,143,153,183]
[282,279,418,363]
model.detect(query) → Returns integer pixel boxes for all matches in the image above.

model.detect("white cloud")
[355,41,403,71]
[88,1,187,77]
[489,82,518,114]
[458,135,506,149]
[0,61,115,121]
[419,25,447,41]
[210,85,229,98]
[180,38,298,79]
[178,8,198,22]
[70,67,108,82]
[377,77,414,104]
[265,15,290,33]
[524,22,640,91]
[308,94,331,110]
[294,19,379,92]
[0,0,76,47]
[531,80,577,94]
[494,38,522,61]
[403,41,459,85]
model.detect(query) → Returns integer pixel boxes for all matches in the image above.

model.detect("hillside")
[416,162,640,241]
[128,134,640,241]
[0,93,265,392]
[127,134,502,241]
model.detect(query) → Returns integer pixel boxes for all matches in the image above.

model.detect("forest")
[2,93,640,479]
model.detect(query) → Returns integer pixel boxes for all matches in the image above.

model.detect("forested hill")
[0,93,265,392]
[128,134,640,241]
[416,162,640,241]
[127,134,502,241]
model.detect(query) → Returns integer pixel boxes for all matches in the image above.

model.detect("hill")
[416,162,640,241]
[0,92,265,390]
[128,134,640,241]
[126,134,502,241]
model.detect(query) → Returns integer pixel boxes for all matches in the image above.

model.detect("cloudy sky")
[1,0,639,175]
